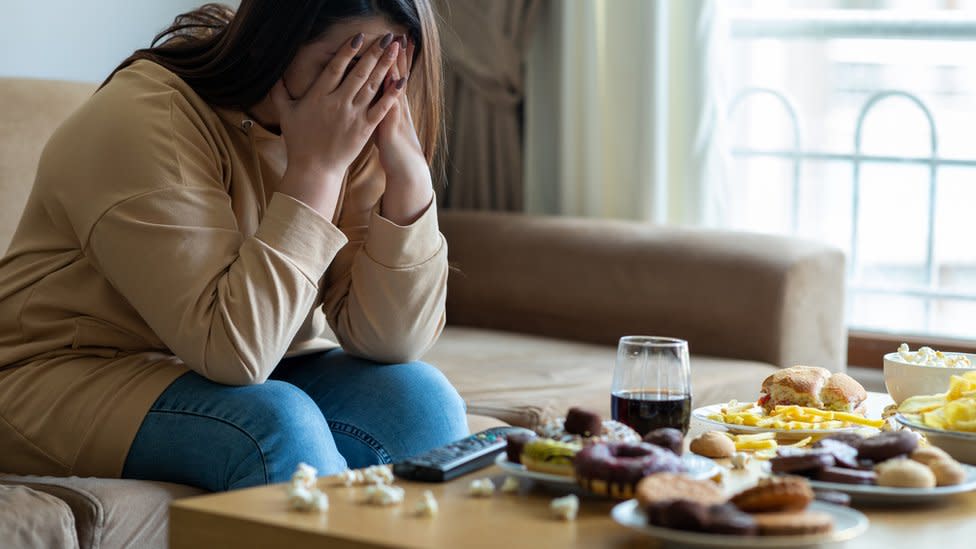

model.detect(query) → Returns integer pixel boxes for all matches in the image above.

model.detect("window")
[722,0,976,341]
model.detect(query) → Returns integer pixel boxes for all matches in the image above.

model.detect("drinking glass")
[611,336,692,436]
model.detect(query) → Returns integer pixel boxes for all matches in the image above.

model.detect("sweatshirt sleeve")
[81,87,348,385]
[321,156,448,363]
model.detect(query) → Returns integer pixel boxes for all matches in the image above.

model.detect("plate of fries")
[693,401,886,438]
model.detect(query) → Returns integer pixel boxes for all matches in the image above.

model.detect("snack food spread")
[759,366,867,413]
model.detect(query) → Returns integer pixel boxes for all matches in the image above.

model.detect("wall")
[0,0,240,83]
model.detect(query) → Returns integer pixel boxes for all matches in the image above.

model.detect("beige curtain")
[436,0,542,210]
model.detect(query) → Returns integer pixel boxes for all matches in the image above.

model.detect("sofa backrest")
[0,79,95,252]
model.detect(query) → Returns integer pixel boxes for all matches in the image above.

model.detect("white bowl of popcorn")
[884,344,976,404]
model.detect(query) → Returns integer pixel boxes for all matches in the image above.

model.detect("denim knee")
[241,381,345,484]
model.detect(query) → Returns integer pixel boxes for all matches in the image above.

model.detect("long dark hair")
[106,1,443,169]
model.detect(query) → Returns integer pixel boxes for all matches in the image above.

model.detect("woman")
[0,0,468,492]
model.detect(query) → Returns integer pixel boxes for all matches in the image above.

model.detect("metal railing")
[727,10,976,329]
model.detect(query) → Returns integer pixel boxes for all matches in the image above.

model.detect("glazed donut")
[536,417,641,445]
[574,442,686,499]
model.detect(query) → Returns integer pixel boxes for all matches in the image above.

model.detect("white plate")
[895,414,976,464]
[494,452,722,488]
[611,499,868,548]
[693,404,868,437]
[805,462,976,504]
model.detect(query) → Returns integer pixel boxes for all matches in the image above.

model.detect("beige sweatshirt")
[0,60,448,477]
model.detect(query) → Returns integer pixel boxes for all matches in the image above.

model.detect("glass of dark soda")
[611,336,692,436]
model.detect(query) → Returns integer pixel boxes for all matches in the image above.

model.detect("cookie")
[875,458,936,489]
[857,431,919,463]
[815,466,876,485]
[814,432,865,451]
[770,450,834,476]
[635,473,726,508]
[752,510,834,536]
[730,477,813,513]
[646,499,710,531]
[909,446,952,467]
[814,439,859,469]
[689,431,736,458]
[644,427,684,455]
[928,458,967,487]
[705,503,758,536]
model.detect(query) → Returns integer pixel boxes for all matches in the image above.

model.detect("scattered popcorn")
[897,343,972,368]
[467,478,495,497]
[730,452,751,470]
[413,490,439,518]
[285,465,329,513]
[287,484,330,512]
[549,494,579,521]
[291,462,319,491]
[364,483,405,506]
[340,465,394,486]
[500,476,520,493]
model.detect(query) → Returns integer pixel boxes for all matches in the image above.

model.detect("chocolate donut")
[770,449,835,476]
[575,442,685,498]
[643,427,684,455]
[815,466,877,485]
[857,431,919,463]
[564,407,602,437]
[505,432,536,464]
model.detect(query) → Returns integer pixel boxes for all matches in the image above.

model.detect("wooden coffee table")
[170,393,976,548]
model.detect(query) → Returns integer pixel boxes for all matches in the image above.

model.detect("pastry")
[751,510,834,536]
[815,466,877,485]
[759,366,866,413]
[857,430,919,463]
[689,431,736,458]
[770,449,835,475]
[575,442,685,498]
[909,446,952,467]
[875,459,936,489]
[813,490,851,507]
[520,439,580,476]
[928,458,967,487]
[643,427,684,455]
[505,432,536,464]
[564,407,602,437]
[730,477,813,513]
[635,473,726,508]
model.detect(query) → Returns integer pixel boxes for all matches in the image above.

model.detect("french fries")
[707,402,884,430]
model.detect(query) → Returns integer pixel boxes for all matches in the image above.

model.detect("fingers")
[367,78,405,125]
[342,32,398,99]
[406,38,416,74]
[270,79,292,113]
[353,38,400,105]
[311,33,366,94]
[397,36,409,79]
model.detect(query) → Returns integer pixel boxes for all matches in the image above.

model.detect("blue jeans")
[120,349,468,491]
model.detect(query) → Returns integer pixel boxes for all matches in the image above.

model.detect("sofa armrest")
[439,210,847,371]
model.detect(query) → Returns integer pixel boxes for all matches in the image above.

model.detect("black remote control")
[393,426,535,482]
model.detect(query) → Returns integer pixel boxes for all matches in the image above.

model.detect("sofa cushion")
[0,483,78,549]
[426,326,778,428]
[0,475,204,549]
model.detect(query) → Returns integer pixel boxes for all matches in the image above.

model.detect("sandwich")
[758,365,867,414]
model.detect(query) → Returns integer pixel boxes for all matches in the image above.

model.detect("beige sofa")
[0,78,846,548]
